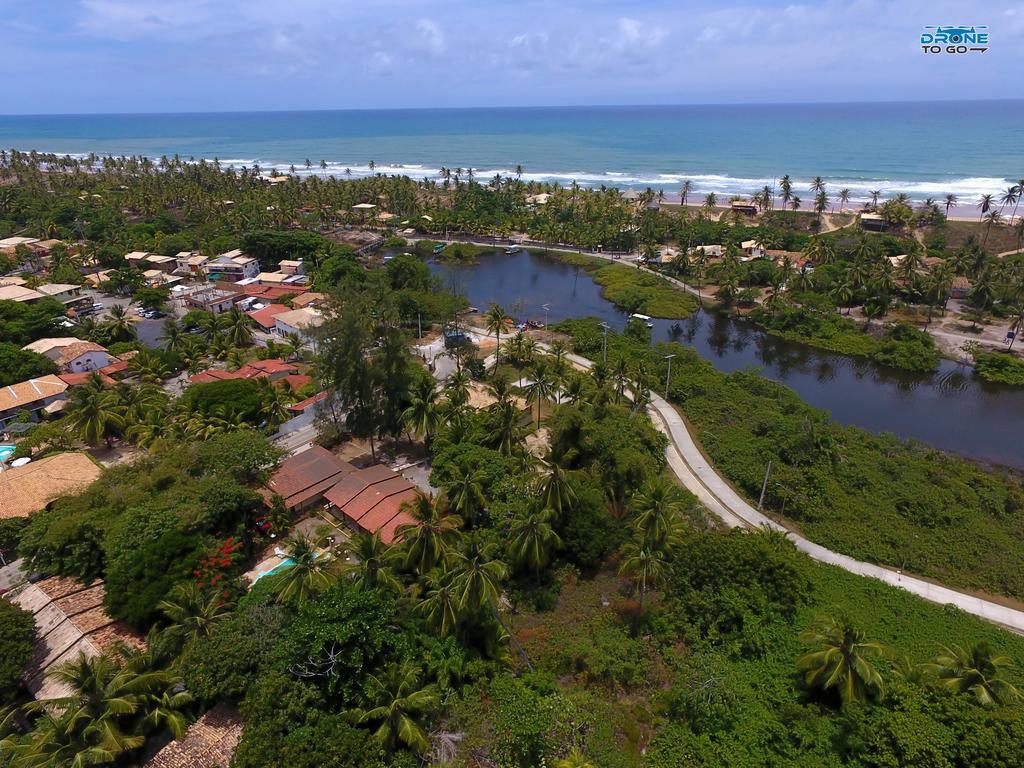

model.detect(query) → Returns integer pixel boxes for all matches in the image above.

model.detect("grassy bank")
[543,250,698,319]
[415,239,489,263]
[750,304,941,372]
[557,318,1024,601]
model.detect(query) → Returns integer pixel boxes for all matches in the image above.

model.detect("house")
[692,244,724,258]
[323,464,419,544]
[35,283,84,306]
[273,308,324,348]
[84,270,114,288]
[951,276,972,300]
[205,249,260,282]
[525,193,551,205]
[730,200,759,216]
[0,275,26,287]
[23,338,113,373]
[6,575,142,699]
[145,704,243,768]
[0,236,40,253]
[174,251,208,276]
[264,445,357,512]
[189,358,299,385]
[0,375,69,429]
[860,212,888,232]
[143,254,176,273]
[124,251,151,266]
[0,284,45,303]
[228,282,309,302]
[248,303,291,331]
[740,240,766,260]
[279,259,305,276]
[291,292,324,309]
[184,287,241,314]
[0,452,101,520]
[767,249,808,269]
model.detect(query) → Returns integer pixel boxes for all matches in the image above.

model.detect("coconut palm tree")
[944,193,958,218]
[158,317,185,352]
[523,357,555,427]
[223,306,253,347]
[444,464,487,527]
[340,531,403,593]
[157,582,231,650]
[269,533,338,605]
[102,304,136,342]
[679,180,694,207]
[402,376,441,447]
[508,509,562,581]
[630,476,689,550]
[924,642,1021,707]
[484,303,507,363]
[489,398,522,456]
[617,538,668,610]
[417,573,464,636]
[555,749,597,768]
[349,662,439,755]
[797,615,886,706]
[396,491,463,575]
[978,193,994,221]
[63,373,125,448]
[838,188,851,212]
[983,209,1003,245]
[257,378,293,427]
[532,450,578,522]
[779,175,793,210]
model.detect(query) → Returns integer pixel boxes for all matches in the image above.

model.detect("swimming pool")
[0,445,15,463]
[252,557,296,583]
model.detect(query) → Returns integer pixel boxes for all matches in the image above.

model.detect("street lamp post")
[600,321,610,363]
[663,353,676,400]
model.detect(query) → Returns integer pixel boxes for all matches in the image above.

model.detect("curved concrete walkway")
[468,324,1024,634]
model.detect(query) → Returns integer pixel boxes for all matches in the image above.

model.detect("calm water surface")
[429,250,1024,469]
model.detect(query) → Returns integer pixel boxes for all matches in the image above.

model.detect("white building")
[24,338,113,373]
[274,308,324,350]
[205,249,261,282]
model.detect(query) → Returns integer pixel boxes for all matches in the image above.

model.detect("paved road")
[467,323,1024,635]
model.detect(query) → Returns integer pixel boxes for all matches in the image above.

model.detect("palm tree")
[396,491,463,574]
[924,642,1021,707]
[340,531,403,593]
[838,188,851,212]
[617,538,668,610]
[223,306,253,347]
[417,573,464,637]
[257,378,292,427]
[679,180,693,207]
[445,464,487,526]
[484,303,507,363]
[508,509,562,580]
[103,304,136,342]
[630,477,689,549]
[158,317,185,352]
[555,749,597,768]
[269,533,338,605]
[779,175,793,210]
[402,376,441,447]
[944,193,958,218]
[978,193,994,221]
[350,662,439,755]
[523,357,555,427]
[797,615,886,706]
[489,398,522,456]
[533,450,578,521]
[983,209,1003,245]
[157,582,231,650]
[63,373,125,448]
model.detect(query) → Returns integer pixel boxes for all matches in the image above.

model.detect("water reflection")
[428,249,1024,468]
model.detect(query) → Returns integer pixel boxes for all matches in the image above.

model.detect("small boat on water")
[630,313,655,328]
[505,245,521,254]
[433,243,446,254]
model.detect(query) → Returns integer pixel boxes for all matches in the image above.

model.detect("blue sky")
[2,0,1018,113]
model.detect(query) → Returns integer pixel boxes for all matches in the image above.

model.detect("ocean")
[0,101,1020,204]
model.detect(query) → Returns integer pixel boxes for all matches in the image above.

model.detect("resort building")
[144,704,243,768]
[0,452,101,520]
[0,375,69,429]
[0,284,45,303]
[174,251,209,276]
[184,287,241,314]
[273,307,324,349]
[740,240,766,260]
[6,574,142,699]
[323,464,418,545]
[24,338,113,373]
[205,249,260,282]
[264,445,357,512]
[247,303,291,331]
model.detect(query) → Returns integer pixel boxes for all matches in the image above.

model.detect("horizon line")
[1,96,1022,119]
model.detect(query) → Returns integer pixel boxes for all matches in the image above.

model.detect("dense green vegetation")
[558,318,1024,600]
[973,350,1024,386]
[0,297,67,346]
[0,600,34,704]
[550,251,698,319]
[0,342,58,387]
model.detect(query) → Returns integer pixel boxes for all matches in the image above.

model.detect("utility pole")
[600,321,610,363]
[757,460,772,510]
[417,312,422,340]
[663,353,676,400]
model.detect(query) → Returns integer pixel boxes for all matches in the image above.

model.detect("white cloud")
[415,18,446,56]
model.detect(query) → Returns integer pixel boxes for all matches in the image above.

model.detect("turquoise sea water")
[0,102,1020,203]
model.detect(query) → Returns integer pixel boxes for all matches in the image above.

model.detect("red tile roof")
[289,389,330,412]
[323,465,420,544]
[189,359,298,384]
[265,446,355,510]
[247,303,290,330]
[58,372,116,387]
[227,283,309,300]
